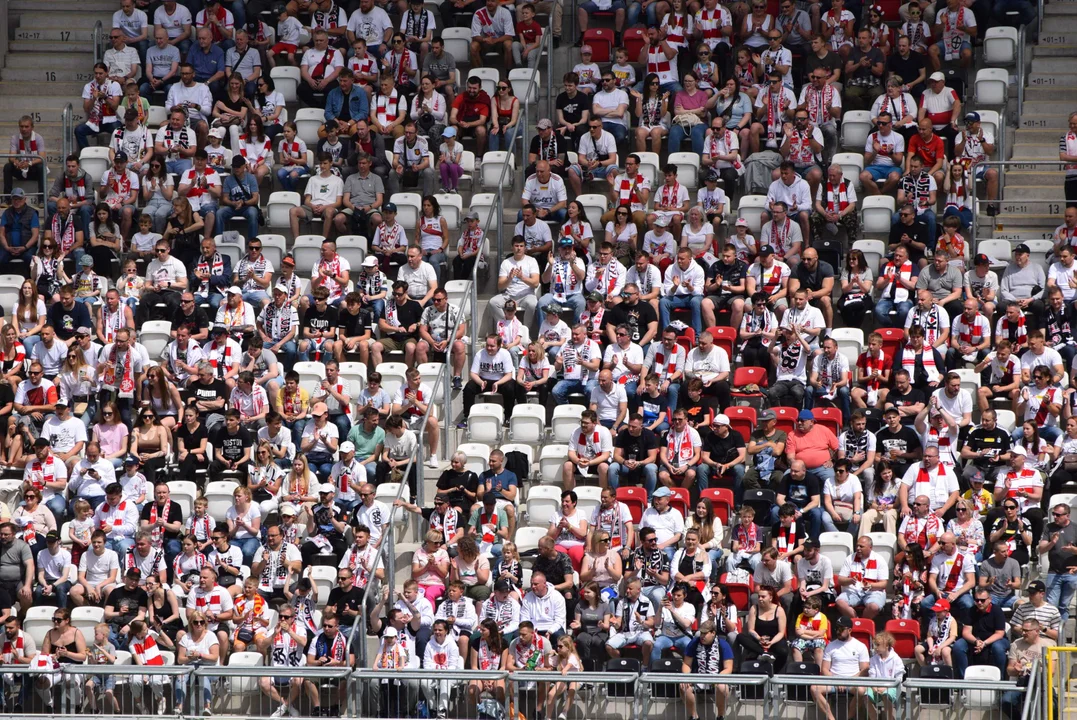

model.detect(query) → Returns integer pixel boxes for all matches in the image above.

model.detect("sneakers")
[759,653,776,663]
[456,419,468,429]
[271,704,289,718]
[157,696,168,716]
[425,453,439,468]
[288,706,299,717]
[452,375,462,390]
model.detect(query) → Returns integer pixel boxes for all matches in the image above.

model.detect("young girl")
[916,598,957,667]
[562,201,595,263]
[31,238,67,303]
[494,541,524,601]
[943,162,974,232]
[185,496,215,554]
[867,632,905,720]
[730,217,758,263]
[173,535,208,595]
[416,195,449,283]
[232,576,270,653]
[277,255,303,307]
[861,462,900,537]
[204,127,231,174]
[936,214,966,271]
[692,42,721,93]
[542,636,582,720]
[117,257,145,311]
[438,127,463,193]
[88,203,119,264]
[286,576,319,636]
[240,115,274,187]
[790,596,829,665]
[276,121,309,191]
[69,498,94,566]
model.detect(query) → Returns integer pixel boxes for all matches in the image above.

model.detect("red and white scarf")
[102,344,136,398]
[666,428,695,464]
[776,521,798,553]
[824,180,850,212]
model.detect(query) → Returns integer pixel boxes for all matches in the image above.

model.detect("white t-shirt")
[471,348,514,382]
[40,415,87,454]
[154,4,193,39]
[397,261,437,301]
[301,421,339,455]
[592,88,630,127]
[569,424,614,461]
[79,547,121,585]
[589,383,628,422]
[179,630,220,665]
[639,506,686,545]
[522,174,568,209]
[305,173,344,206]
[930,387,972,420]
[824,637,870,677]
[497,255,541,300]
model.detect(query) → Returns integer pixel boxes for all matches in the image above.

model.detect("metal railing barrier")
[638,671,772,720]
[353,668,508,719]
[904,670,1026,720]
[58,663,194,716]
[190,664,351,718]
[92,21,104,66]
[355,367,444,666]
[510,670,641,720]
[772,674,905,720]
[61,103,74,165]
[0,151,51,209]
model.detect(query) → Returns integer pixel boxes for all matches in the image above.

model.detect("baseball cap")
[382,202,397,213]
[734,218,749,228]
[53,397,68,407]
[114,151,129,162]
[705,169,721,183]
[382,627,398,638]
[273,3,287,13]
[442,127,456,138]
[758,409,776,422]
[929,71,945,82]
[464,211,479,221]
[974,253,990,266]
[580,44,593,53]
[317,483,336,495]
[968,469,985,484]
[211,323,227,334]
[494,578,513,593]
[33,437,50,449]
[226,285,242,295]
[46,531,60,543]
[361,256,379,269]
[797,409,814,421]
[803,538,820,549]
[340,441,355,453]
[652,487,672,498]
[272,283,289,294]
[883,407,900,416]
[537,118,553,130]
[758,244,774,255]
[280,502,298,516]
[124,455,141,466]
[544,304,562,315]
[932,598,951,612]
[79,255,94,267]
[1028,580,1047,593]
[712,413,731,427]
[311,402,329,417]
[10,188,25,198]
[126,568,142,579]
[965,111,981,123]
[835,615,854,629]
[655,215,670,227]
[209,127,226,139]
[282,254,296,266]
[1015,243,1031,254]
[434,493,451,504]
[586,291,603,303]
[76,326,92,336]
[1011,445,1027,457]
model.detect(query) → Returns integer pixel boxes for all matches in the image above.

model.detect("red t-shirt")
[516,19,542,44]
[452,91,491,124]
[908,133,946,169]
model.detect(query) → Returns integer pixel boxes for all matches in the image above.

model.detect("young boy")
[853,331,891,408]
[537,304,571,363]
[936,215,966,273]
[572,45,601,94]
[610,47,637,95]
[638,373,671,435]
[726,505,762,573]
[73,255,105,305]
[772,502,805,562]
[130,214,162,264]
[347,38,378,98]
[790,596,829,665]
[973,338,1020,412]
[205,127,231,174]
[85,622,120,714]
[267,4,302,68]
[185,496,215,553]
[128,619,166,715]
[512,3,543,69]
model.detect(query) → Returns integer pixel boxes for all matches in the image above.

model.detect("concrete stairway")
[995,0,1077,239]
[2,0,112,188]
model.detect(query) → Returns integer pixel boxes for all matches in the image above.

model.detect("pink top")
[94,422,130,458]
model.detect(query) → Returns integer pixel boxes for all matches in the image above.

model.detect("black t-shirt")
[848,47,885,84]
[185,379,229,418]
[704,428,746,465]
[614,427,659,463]
[140,500,184,540]
[885,386,926,424]
[707,259,750,296]
[874,425,921,475]
[778,472,821,509]
[792,260,835,293]
[556,91,587,126]
[212,426,252,462]
[887,52,925,92]
[888,219,930,264]
[303,304,339,336]
[48,301,92,341]
[326,585,363,627]
[106,585,148,625]
[170,306,210,337]
[805,51,842,80]
[966,427,1011,468]
[385,299,422,340]
[603,301,657,345]
[176,422,208,455]
[435,469,480,512]
[681,394,716,429]
[967,603,1006,642]
[338,306,374,338]
[0,384,14,414]
[528,133,564,163]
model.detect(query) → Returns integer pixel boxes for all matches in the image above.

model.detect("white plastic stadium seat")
[335,234,367,269]
[457,442,492,475]
[441,27,471,65]
[204,480,240,521]
[977,239,1012,272]
[265,191,300,229]
[635,152,660,187]
[508,68,540,104]
[256,234,287,269]
[983,26,1017,65]
[574,486,602,519]
[851,240,887,275]
[510,403,547,444]
[860,196,895,235]
[551,404,586,443]
[867,532,897,568]
[24,606,54,648]
[831,152,865,191]
[375,362,408,397]
[79,146,111,185]
[293,108,323,147]
[736,195,768,234]
[139,320,173,361]
[974,68,1009,106]
[146,105,168,129]
[434,193,463,228]
[467,67,500,99]
[576,193,608,234]
[389,192,422,231]
[525,485,562,527]
[470,193,497,228]
[840,111,873,150]
[291,234,325,276]
[667,151,701,190]
[830,328,864,369]
[480,151,515,190]
[514,525,547,558]
[467,403,505,444]
[167,481,198,518]
[270,66,300,103]
[994,409,1016,433]
[818,531,854,571]
[538,445,569,485]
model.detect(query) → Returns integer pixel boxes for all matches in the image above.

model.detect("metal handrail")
[92,20,104,65]
[355,369,444,667]
[1019,659,1042,720]
[62,102,74,163]
[1010,0,1041,193]
[968,159,1068,246]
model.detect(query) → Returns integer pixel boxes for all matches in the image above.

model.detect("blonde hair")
[874,631,895,650]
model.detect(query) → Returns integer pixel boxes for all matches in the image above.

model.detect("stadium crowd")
[0,0,1063,713]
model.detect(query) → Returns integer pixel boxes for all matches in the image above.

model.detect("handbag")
[673,113,702,130]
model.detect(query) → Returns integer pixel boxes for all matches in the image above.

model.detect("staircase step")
[17,13,114,28]
[1024,86,1077,100]
[992,212,1067,227]
[1009,143,1065,159]
[1018,115,1071,129]
[10,0,118,11]
[1002,186,1063,199]
[13,28,98,43]
[1015,101,1077,116]
[990,228,1057,240]
[4,52,96,69]
[1046,3,1077,12]
[1035,21,1077,34]
[9,40,96,53]
[0,81,87,96]
[1027,73,1077,88]
[1031,43,1077,56]
[1000,169,1068,184]
[1030,57,1077,73]
[1015,128,1072,143]
[1,67,94,84]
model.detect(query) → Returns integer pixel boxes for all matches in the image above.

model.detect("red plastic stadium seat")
[616,486,647,524]
[581,28,614,62]
[701,488,734,525]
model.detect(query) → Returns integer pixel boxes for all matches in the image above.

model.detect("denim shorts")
[864,164,901,181]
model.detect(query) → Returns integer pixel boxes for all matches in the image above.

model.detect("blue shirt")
[684,637,734,674]
[223,173,259,204]
[478,469,518,502]
[186,44,225,82]
[1,205,40,247]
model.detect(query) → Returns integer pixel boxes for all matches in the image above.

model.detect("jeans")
[235,536,261,566]
[1047,572,1077,625]
[269,339,298,373]
[642,584,666,613]
[516,207,567,224]
[920,591,974,625]
[668,121,707,155]
[602,122,629,145]
[874,298,913,327]
[0,244,37,266]
[75,120,120,149]
[166,158,192,175]
[812,385,851,426]
[650,634,692,665]
[106,536,135,557]
[626,0,660,28]
[552,377,597,405]
[488,125,518,153]
[538,293,585,325]
[696,462,746,504]
[953,636,1009,679]
[1012,426,1061,444]
[608,462,658,494]
[1002,689,1026,720]
[659,294,702,336]
[216,205,259,240]
[32,579,72,608]
[21,334,42,362]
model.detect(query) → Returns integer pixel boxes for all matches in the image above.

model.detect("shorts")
[935,39,971,56]
[790,636,827,653]
[867,687,899,704]
[196,203,218,218]
[864,164,901,182]
[607,630,653,648]
[580,0,627,9]
[973,164,990,180]
[795,164,821,179]
[838,588,887,608]
[569,164,613,181]
[770,296,789,311]
[271,42,298,54]
[652,209,684,224]
[379,336,417,352]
